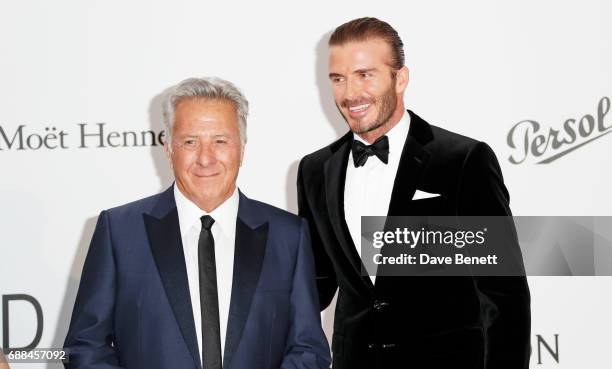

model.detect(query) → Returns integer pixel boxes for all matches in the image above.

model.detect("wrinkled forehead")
[173,99,239,131]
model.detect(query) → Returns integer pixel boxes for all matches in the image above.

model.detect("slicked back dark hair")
[329,17,405,70]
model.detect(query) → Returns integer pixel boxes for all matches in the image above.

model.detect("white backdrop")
[1,1,611,368]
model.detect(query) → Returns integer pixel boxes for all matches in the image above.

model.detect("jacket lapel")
[223,192,268,369]
[323,111,434,288]
[323,133,374,289]
[387,110,433,216]
[144,186,202,369]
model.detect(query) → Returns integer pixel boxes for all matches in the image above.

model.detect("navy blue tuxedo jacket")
[64,186,331,369]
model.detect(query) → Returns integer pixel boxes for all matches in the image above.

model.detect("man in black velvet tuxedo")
[297,17,530,369]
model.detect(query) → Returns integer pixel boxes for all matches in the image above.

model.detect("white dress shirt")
[344,111,410,284]
[174,184,239,365]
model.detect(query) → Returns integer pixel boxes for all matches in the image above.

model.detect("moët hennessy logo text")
[0,123,165,150]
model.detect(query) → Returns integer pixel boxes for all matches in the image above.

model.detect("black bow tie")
[351,135,389,167]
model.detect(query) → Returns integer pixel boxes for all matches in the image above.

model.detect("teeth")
[349,104,370,112]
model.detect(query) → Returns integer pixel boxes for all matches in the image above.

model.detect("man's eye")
[360,72,370,78]
[331,77,344,83]
[215,139,227,144]
[183,139,198,147]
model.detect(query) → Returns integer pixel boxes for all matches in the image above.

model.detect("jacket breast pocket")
[409,195,447,215]
[255,277,291,293]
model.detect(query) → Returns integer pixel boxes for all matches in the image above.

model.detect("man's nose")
[345,77,362,101]
[196,143,217,166]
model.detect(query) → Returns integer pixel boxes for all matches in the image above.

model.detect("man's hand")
[0,350,10,369]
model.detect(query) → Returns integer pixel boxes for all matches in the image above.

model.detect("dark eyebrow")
[328,72,344,79]
[354,68,376,74]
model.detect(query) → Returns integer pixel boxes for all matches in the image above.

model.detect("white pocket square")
[412,190,441,200]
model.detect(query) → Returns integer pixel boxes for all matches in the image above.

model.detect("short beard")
[339,83,398,135]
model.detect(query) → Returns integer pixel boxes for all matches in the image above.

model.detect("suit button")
[373,300,390,311]
[367,343,376,350]
[382,343,397,349]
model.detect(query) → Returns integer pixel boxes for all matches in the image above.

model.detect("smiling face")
[329,38,408,143]
[167,98,243,212]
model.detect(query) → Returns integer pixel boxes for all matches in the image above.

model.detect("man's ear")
[240,144,245,167]
[163,142,173,168]
[395,66,409,94]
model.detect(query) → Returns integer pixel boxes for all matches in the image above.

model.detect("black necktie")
[198,215,222,369]
[351,135,389,167]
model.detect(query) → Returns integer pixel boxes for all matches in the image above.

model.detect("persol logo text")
[507,96,611,164]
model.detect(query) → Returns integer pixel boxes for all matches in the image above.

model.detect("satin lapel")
[387,111,432,216]
[144,189,202,369]
[323,138,373,288]
[223,194,268,369]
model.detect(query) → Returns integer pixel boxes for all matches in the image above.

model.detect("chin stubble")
[338,84,398,135]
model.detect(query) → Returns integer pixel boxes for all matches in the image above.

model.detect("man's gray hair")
[162,77,249,149]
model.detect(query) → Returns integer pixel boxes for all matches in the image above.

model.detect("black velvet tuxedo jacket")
[297,110,531,369]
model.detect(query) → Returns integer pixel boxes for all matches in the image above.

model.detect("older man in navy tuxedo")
[64,77,330,369]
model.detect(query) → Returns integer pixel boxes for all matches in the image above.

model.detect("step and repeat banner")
[1,1,611,368]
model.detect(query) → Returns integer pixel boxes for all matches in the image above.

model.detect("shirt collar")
[174,183,239,239]
[352,109,410,156]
